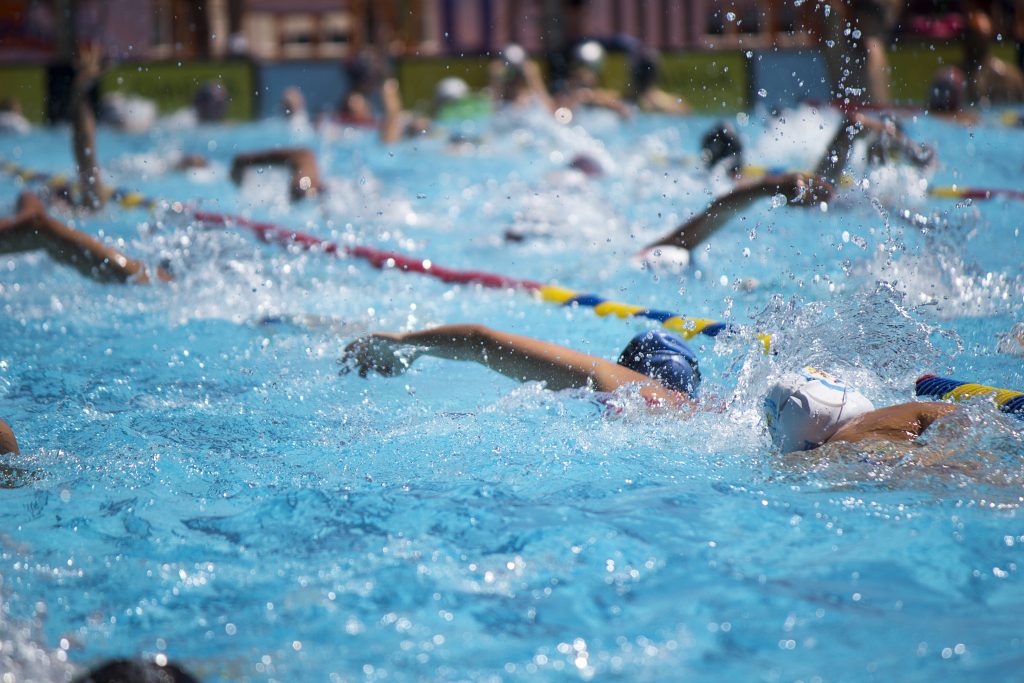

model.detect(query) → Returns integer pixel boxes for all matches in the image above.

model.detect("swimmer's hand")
[15,191,46,224]
[339,333,420,377]
[764,172,833,208]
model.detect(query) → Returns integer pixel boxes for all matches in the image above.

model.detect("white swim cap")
[763,367,875,452]
[634,245,690,272]
[101,92,157,132]
[574,41,605,70]
[503,43,526,68]
[435,77,470,106]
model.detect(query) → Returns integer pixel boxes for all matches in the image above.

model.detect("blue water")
[1,105,1022,681]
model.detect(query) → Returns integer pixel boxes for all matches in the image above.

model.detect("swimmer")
[490,43,556,113]
[99,91,157,132]
[815,112,935,186]
[282,86,306,119]
[0,192,171,283]
[764,367,960,453]
[700,121,744,177]
[72,658,199,683]
[0,97,31,134]
[623,42,690,115]
[0,418,17,456]
[194,81,229,123]
[379,76,458,144]
[964,3,1024,105]
[641,171,832,254]
[337,50,389,127]
[926,66,980,125]
[554,41,633,120]
[342,324,700,408]
[0,417,34,488]
[230,147,323,201]
[641,112,933,257]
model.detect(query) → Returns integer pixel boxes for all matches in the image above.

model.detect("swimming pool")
[1,105,1022,681]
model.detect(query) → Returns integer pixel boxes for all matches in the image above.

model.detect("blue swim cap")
[617,330,701,394]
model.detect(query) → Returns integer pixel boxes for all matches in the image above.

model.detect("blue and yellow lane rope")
[0,161,161,210]
[915,375,1024,415]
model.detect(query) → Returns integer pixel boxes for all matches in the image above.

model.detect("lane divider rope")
[915,374,1024,415]
[2,160,768,348]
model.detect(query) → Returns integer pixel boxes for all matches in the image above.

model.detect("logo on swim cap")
[617,330,701,394]
[763,367,874,452]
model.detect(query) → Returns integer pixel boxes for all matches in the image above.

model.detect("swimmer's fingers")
[785,173,832,207]
[339,334,410,377]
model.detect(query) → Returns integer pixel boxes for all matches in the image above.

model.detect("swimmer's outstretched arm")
[567,87,633,119]
[642,172,832,252]
[0,192,170,283]
[826,402,960,445]
[230,147,322,201]
[342,324,692,407]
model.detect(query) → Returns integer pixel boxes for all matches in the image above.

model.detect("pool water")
[1,105,1022,681]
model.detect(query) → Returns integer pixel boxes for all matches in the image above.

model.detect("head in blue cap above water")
[617,330,701,394]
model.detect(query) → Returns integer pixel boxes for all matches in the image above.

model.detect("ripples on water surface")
[1,106,1022,681]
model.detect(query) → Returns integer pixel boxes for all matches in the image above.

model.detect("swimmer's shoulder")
[827,401,959,445]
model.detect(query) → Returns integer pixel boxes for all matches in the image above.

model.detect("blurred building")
[3,0,1008,65]
[0,0,830,64]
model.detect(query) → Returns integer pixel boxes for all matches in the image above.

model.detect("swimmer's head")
[628,47,660,97]
[700,121,743,176]
[0,97,21,114]
[503,43,527,73]
[193,81,228,123]
[346,51,388,93]
[568,153,604,177]
[282,87,306,117]
[763,367,875,452]
[435,77,470,108]
[617,330,701,394]
[928,66,966,113]
[572,40,605,78]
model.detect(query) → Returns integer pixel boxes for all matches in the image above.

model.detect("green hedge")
[0,65,47,122]
[889,41,1018,104]
[397,57,492,113]
[101,60,255,120]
